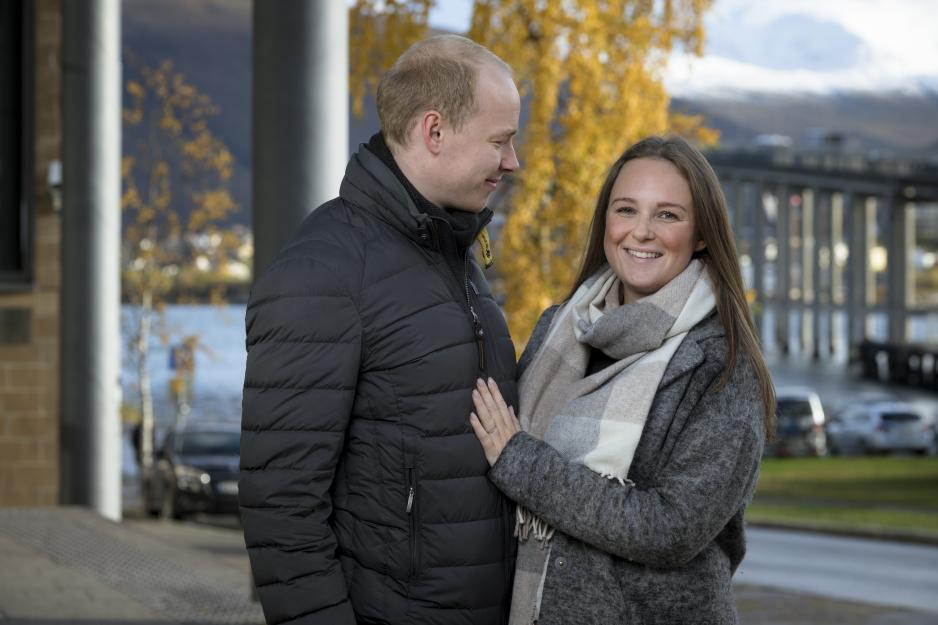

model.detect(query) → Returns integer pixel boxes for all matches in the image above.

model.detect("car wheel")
[161,482,185,521]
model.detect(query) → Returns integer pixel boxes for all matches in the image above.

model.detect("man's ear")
[420,110,444,155]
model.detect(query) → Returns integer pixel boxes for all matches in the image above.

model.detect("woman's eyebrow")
[610,196,689,213]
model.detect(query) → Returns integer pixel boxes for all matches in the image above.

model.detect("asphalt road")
[737,526,938,615]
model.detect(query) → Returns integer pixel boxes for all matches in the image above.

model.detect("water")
[121,304,246,427]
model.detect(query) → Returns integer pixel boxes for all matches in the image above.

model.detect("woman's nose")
[632,215,654,240]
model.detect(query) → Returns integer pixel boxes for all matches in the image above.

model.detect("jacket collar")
[339,142,492,250]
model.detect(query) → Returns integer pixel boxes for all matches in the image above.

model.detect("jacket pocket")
[406,467,420,578]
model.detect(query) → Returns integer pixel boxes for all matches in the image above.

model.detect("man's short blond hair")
[377,35,512,148]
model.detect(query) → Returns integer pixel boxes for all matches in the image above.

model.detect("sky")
[426,0,938,96]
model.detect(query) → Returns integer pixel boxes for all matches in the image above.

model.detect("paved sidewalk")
[0,507,262,625]
[2,507,937,625]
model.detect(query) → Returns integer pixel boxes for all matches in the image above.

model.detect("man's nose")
[501,144,519,172]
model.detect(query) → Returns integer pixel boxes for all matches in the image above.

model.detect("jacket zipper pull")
[470,307,485,370]
[406,486,415,513]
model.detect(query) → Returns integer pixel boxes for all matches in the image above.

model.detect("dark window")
[178,431,241,456]
[0,1,33,288]
[776,399,813,418]
[881,412,921,424]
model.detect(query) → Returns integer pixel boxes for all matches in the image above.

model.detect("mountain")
[706,11,867,73]
[673,91,938,155]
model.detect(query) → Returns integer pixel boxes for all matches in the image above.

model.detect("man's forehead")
[480,67,516,89]
[474,69,520,110]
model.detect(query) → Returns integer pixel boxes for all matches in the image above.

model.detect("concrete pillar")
[844,191,866,355]
[800,188,816,357]
[865,197,879,313]
[775,185,790,354]
[60,0,122,521]
[830,192,845,355]
[808,189,821,359]
[887,195,911,343]
[753,181,766,339]
[818,190,835,356]
[252,0,349,276]
[733,179,746,255]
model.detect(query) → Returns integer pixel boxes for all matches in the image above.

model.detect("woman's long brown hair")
[568,136,776,439]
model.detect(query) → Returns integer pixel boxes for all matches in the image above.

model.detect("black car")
[146,421,241,519]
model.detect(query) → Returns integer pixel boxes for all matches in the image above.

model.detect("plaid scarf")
[509,259,716,625]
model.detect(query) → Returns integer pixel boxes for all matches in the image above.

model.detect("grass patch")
[747,502,938,535]
[750,456,938,536]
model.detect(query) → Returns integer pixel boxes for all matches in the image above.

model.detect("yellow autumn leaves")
[122,59,239,307]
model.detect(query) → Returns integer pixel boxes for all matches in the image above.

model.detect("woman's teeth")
[628,249,662,259]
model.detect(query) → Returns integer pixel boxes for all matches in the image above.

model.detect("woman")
[469,136,775,625]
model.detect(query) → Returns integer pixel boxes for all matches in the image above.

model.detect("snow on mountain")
[664,0,938,97]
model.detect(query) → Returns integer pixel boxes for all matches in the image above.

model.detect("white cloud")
[665,54,938,97]
[666,0,938,96]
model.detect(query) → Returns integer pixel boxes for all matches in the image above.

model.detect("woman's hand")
[469,377,521,466]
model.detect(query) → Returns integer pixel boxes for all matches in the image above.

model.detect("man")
[240,35,522,625]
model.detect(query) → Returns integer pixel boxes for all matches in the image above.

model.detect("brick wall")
[0,0,61,507]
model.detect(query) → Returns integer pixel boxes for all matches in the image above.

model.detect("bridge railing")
[858,340,938,391]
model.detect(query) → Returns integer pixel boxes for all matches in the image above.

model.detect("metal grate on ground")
[0,507,264,624]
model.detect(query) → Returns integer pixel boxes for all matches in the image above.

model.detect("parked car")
[765,387,827,457]
[146,421,241,519]
[826,401,935,456]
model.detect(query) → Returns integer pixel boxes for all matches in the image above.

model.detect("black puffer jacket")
[240,143,519,625]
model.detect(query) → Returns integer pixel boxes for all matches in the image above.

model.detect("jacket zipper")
[425,215,490,374]
[406,467,418,577]
[463,252,485,371]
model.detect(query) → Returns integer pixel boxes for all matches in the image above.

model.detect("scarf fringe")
[515,506,555,546]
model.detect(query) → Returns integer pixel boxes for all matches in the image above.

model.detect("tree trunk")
[136,289,155,474]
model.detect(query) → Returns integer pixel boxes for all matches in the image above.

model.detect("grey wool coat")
[489,306,766,625]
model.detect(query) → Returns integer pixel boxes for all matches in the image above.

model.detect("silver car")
[826,401,935,456]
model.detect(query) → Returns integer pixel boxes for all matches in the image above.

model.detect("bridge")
[709,141,938,390]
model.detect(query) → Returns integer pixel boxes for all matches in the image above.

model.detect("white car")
[826,401,935,456]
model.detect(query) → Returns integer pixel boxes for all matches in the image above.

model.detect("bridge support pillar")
[887,195,912,343]
[775,185,790,354]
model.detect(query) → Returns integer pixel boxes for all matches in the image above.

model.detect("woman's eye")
[658,211,678,220]
[615,205,636,215]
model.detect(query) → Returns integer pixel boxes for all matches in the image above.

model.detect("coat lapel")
[658,339,704,389]
[657,313,723,389]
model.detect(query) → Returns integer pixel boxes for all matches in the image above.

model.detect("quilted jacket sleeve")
[239,253,362,625]
[489,350,764,569]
